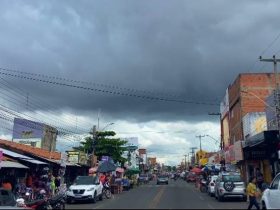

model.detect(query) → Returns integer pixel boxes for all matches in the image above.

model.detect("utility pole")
[190,147,197,166]
[184,154,187,171]
[91,125,97,167]
[260,55,280,131]
[196,135,205,153]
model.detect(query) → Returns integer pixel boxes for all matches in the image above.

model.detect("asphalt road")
[66,179,249,209]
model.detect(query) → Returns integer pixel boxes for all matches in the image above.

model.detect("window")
[270,175,280,190]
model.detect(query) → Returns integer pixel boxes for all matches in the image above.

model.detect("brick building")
[221,73,280,182]
[228,73,276,144]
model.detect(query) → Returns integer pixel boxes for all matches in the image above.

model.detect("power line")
[0,67,191,100]
[0,68,219,106]
[0,76,91,131]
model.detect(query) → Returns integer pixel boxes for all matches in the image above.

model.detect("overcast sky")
[0,0,280,165]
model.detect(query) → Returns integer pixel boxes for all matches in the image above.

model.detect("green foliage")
[79,130,128,165]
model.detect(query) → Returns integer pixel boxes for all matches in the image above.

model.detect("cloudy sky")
[0,0,280,165]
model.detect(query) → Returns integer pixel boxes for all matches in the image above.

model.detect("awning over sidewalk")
[0,147,48,165]
[0,160,29,169]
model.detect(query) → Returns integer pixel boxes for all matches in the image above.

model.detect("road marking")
[148,186,165,209]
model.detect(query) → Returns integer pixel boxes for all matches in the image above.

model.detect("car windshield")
[75,176,98,185]
[158,176,167,178]
[222,175,242,182]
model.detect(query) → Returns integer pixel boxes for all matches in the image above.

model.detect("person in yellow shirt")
[247,176,260,210]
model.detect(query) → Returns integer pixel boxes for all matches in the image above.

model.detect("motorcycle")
[102,181,112,199]
[199,179,207,193]
[49,193,66,210]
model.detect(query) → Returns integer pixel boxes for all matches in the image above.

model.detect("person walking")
[255,168,264,190]
[247,176,260,210]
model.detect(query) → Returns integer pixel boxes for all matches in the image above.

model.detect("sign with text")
[101,156,109,162]
[67,151,79,164]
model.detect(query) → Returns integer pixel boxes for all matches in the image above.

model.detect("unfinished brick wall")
[227,73,276,144]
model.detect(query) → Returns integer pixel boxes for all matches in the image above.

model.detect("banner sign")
[67,151,79,164]
[102,156,109,162]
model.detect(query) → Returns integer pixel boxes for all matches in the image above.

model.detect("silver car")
[214,172,247,202]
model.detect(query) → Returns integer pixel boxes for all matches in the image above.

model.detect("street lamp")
[100,122,114,131]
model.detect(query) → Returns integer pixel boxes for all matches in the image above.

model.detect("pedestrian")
[247,176,260,210]
[50,176,56,196]
[255,168,264,190]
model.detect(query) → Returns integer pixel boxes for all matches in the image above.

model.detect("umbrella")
[191,167,202,174]
[97,161,117,173]
[125,167,140,175]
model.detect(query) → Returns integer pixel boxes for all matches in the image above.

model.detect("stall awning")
[0,161,29,169]
[0,148,47,165]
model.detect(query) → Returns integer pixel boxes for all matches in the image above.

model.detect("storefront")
[243,130,280,183]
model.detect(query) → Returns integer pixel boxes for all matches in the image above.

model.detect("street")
[66,179,248,209]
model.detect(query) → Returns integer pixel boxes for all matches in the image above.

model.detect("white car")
[207,175,218,197]
[67,176,103,204]
[261,173,280,209]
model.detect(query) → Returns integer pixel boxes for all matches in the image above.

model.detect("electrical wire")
[0,67,193,100]
[0,76,91,131]
[0,70,220,106]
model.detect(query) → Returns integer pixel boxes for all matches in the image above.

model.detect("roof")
[0,139,61,160]
[0,160,29,169]
[0,147,47,165]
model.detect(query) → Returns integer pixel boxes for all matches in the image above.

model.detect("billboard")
[12,118,57,152]
[242,112,267,139]
[13,118,44,139]
[220,88,229,119]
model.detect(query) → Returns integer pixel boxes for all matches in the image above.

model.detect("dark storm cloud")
[0,0,280,122]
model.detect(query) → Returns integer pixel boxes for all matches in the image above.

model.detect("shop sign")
[67,151,79,164]
[244,150,267,160]
[101,156,109,162]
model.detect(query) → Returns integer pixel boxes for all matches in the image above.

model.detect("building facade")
[221,73,280,182]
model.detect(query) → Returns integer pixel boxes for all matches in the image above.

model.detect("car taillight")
[211,183,215,186]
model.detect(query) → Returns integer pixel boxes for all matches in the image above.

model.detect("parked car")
[214,172,246,202]
[157,175,169,185]
[261,172,280,209]
[138,174,149,184]
[66,176,103,204]
[207,175,218,197]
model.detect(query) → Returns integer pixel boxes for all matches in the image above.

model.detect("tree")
[78,130,128,165]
